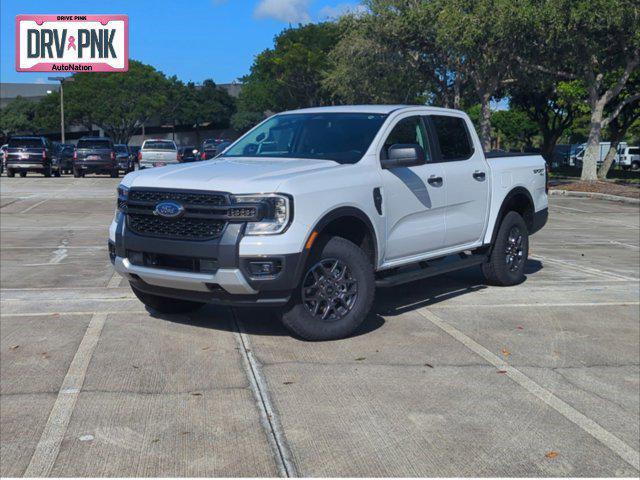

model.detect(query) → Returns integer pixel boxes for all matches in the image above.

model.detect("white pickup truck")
[110,106,548,340]
[138,139,179,169]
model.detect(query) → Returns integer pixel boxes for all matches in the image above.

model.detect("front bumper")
[110,213,305,307]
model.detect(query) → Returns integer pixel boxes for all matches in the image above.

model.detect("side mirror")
[381,144,425,169]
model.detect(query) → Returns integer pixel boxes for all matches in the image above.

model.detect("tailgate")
[6,147,44,164]
[76,149,112,162]
[141,150,178,163]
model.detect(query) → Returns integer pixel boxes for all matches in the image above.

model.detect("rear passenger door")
[426,114,490,248]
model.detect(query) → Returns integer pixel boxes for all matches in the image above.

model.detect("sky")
[0,0,363,85]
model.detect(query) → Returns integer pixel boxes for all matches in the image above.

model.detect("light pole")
[47,76,73,144]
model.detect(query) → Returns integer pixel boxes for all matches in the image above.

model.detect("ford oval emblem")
[153,201,185,218]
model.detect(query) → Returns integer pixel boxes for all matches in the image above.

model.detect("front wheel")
[7,169,15,178]
[131,285,205,314]
[280,236,375,341]
[482,211,529,286]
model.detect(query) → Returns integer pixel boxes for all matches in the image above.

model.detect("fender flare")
[303,206,379,265]
[489,186,534,246]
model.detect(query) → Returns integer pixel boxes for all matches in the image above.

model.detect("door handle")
[427,175,443,186]
[473,171,486,180]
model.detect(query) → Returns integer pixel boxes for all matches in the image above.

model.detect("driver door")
[379,115,447,263]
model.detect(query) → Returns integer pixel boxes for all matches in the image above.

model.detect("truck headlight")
[232,194,291,235]
[116,184,129,214]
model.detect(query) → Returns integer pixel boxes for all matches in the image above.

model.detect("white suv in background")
[618,146,640,171]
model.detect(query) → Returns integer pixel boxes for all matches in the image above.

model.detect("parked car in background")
[1,144,7,175]
[115,144,135,173]
[111,105,548,341]
[139,139,178,169]
[214,141,231,157]
[618,146,640,171]
[129,146,141,167]
[5,136,62,177]
[200,138,229,160]
[178,146,198,163]
[74,137,118,178]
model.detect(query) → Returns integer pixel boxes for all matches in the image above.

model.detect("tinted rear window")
[77,139,111,149]
[8,138,43,148]
[115,145,128,153]
[144,141,175,150]
[430,115,474,160]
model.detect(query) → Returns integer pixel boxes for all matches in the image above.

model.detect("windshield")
[78,139,111,149]
[144,140,176,150]
[8,138,43,148]
[222,113,388,164]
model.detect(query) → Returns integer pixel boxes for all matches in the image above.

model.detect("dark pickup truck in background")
[5,136,62,178]
[74,137,119,178]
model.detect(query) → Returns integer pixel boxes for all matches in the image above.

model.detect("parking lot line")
[107,272,122,288]
[417,308,640,471]
[23,313,107,477]
[430,301,640,309]
[19,199,48,214]
[231,310,298,477]
[532,255,639,281]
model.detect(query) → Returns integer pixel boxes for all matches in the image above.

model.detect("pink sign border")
[15,14,129,72]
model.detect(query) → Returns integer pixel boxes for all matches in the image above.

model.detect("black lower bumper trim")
[130,277,291,307]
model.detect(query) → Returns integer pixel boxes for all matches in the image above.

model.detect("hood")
[122,157,339,193]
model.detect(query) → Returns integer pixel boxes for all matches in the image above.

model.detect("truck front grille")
[126,188,230,241]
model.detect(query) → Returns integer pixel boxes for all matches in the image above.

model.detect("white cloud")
[254,0,312,23]
[318,2,366,20]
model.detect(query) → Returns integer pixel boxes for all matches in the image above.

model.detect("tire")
[631,161,640,172]
[131,285,205,314]
[482,211,529,286]
[7,169,15,178]
[73,167,82,178]
[19,171,27,178]
[43,165,52,177]
[280,236,375,341]
[54,166,61,177]
[110,169,119,178]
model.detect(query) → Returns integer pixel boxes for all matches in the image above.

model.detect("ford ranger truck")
[110,106,548,341]
[138,139,179,169]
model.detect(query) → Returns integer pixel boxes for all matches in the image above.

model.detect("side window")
[430,115,474,161]
[381,116,430,161]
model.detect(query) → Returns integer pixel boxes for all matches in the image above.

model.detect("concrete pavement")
[1,176,638,476]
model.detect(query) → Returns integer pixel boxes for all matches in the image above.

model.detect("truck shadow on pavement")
[149,260,544,339]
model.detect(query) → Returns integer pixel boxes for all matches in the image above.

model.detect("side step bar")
[375,254,487,288]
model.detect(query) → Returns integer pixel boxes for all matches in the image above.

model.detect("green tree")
[64,60,168,143]
[0,96,37,136]
[510,79,588,162]
[518,0,639,181]
[183,80,236,145]
[490,109,539,151]
[236,22,340,119]
[33,91,61,133]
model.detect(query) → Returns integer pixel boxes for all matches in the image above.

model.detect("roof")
[1,82,60,100]
[280,105,467,115]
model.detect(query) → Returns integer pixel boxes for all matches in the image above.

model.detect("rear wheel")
[7,169,15,178]
[43,165,52,177]
[110,169,119,178]
[632,161,640,171]
[482,211,529,286]
[19,171,27,178]
[54,165,62,177]
[131,285,205,314]
[281,236,375,341]
[73,167,82,178]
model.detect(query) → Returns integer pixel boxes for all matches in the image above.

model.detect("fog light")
[248,260,281,277]
[199,259,219,273]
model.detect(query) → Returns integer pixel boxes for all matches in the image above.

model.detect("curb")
[549,189,640,205]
